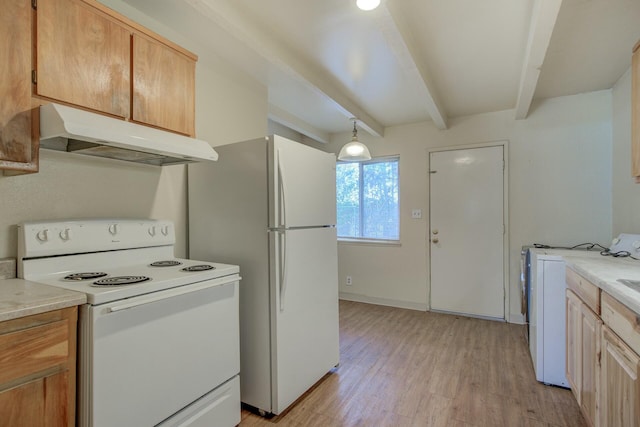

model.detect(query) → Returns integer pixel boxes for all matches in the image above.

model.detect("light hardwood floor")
[240,300,586,427]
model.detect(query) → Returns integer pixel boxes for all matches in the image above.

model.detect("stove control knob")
[161,225,169,236]
[36,229,49,242]
[108,224,119,235]
[148,226,157,237]
[59,228,71,241]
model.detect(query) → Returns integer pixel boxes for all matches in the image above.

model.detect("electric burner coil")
[149,260,183,267]
[181,265,215,272]
[64,272,108,281]
[92,276,151,286]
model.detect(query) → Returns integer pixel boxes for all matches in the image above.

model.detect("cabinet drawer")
[566,268,600,314]
[0,317,70,386]
[601,292,640,356]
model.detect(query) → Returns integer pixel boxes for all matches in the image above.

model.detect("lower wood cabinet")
[0,307,78,427]
[566,266,640,427]
[600,326,639,426]
[566,288,601,427]
[566,289,582,403]
[0,371,70,426]
[580,303,601,426]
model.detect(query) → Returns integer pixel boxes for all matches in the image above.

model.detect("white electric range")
[17,219,241,427]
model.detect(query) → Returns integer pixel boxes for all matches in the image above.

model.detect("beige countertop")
[0,278,87,322]
[564,255,640,316]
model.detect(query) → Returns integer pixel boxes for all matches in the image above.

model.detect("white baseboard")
[340,292,526,325]
[339,292,428,311]
[508,312,526,324]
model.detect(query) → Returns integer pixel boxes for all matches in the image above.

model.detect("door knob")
[432,229,439,235]
[431,237,439,244]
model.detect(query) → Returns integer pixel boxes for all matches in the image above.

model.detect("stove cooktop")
[27,258,239,305]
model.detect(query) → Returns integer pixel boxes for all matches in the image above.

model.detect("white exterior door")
[270,135,336,228]
[429,145,504,319]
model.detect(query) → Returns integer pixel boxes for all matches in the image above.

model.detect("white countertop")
[563,255,640,316]
[0,278,87,322]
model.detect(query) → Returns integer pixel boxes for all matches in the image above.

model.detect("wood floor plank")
[240,300,586,427]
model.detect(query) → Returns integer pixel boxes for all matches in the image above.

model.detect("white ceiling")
[121,0,640,141]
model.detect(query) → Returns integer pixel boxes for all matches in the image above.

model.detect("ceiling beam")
[268,105,330,144]
[515,0,563,119]
[182,0,384,137]
[377,4,448,130]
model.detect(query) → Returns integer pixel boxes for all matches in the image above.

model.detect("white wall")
[0,1,268,261]
[325,91,612,322]
[612,68,640,234]
[0,151,187,258]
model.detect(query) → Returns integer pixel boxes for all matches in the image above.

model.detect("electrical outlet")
[411,209,422,219]
[346,276,352,286]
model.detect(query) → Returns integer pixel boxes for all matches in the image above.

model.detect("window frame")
[336,155,400,243]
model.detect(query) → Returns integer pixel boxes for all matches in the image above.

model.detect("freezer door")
[270,135,336,228]
[269,227,339,414]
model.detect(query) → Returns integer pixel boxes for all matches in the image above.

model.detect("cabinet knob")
[36,229,49,242]
[59,228,71,241]
[108,224,119,235]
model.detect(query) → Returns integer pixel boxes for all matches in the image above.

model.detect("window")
[336,156,399,241]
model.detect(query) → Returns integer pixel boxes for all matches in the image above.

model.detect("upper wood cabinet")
[36,0,131,118]
[632,41,640,182]
[33,0,197,135]
[0,0,38,173]
[132,34,196,136]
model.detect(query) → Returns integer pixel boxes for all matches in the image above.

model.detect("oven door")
[78,276,240,427]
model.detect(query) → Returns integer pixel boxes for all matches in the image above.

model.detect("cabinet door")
[0,0,38,173]
[0,307,77,427]
[600,326,640,427]
[633,43,640,182]
[36,0,130,118]
[580,304,601,427]
[566,289,582,404]
[0,371,70,427]
[132,34,195,136]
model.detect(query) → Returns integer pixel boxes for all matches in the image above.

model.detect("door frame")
[427,140,510,321]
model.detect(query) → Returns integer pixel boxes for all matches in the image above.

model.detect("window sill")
[338,238,401,247]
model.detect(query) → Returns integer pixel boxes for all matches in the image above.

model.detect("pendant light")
[356,0,380,11]
[338,118,371,162]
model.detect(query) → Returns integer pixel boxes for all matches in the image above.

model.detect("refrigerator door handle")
[277,149,288,228]
[279,229,288,312]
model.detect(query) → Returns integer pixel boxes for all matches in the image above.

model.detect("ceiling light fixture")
[356,0,380,11]
[338,118,372,162]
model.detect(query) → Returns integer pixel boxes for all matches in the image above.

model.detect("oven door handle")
[105,275,240,313]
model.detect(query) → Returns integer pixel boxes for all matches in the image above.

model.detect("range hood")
[39,103,218,166]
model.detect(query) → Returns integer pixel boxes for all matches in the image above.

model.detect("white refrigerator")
[188,134,339,415]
